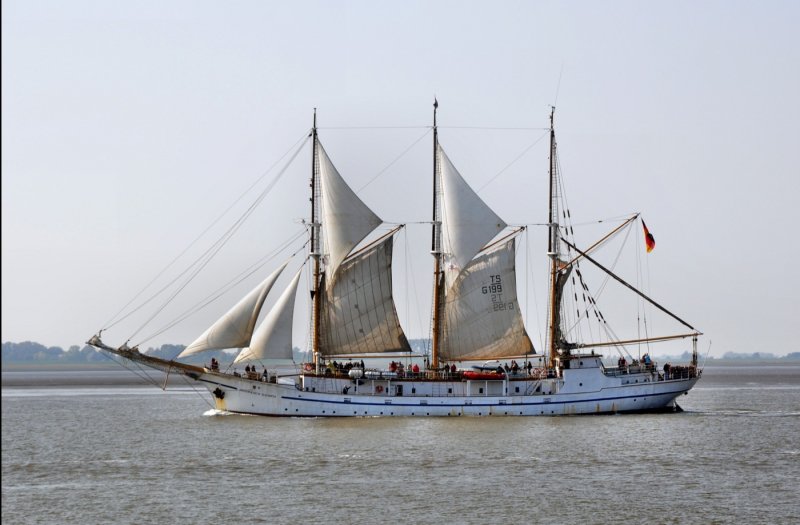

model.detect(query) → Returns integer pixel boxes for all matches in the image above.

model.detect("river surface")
[2,364,799,524]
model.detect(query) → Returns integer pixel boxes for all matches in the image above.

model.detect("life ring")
[304,363,313,371]
[375,385,384,394]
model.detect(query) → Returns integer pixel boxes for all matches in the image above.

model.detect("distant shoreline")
[3,357,797,373]
[3,359,798,390]
[1,365,181,388]
[2,363,124,372]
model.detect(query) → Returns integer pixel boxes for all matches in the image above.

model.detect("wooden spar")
[311,109,321,365]
[561,238,698,332]
[479,226,525,254]
[162,364,171,391]
[562,215,638,270]
[431,99,442,369]
[574,332,701,349]
[318,352,425,359]
[345,225,404,260]
[547,107,559,369]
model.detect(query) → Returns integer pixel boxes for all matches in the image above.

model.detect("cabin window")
[412,388,416,394]
[448,388,452,394]
[479,387,484,394]
[515,387,520,393]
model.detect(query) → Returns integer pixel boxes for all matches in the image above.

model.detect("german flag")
[642,220,656,253]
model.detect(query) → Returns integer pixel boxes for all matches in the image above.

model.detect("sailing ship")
[89,103,702,417]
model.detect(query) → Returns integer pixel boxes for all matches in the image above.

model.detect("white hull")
[201,357,698,417]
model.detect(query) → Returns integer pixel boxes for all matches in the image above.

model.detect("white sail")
[440,238,533,360]
[439,145,507,286]
[234,270,301,363]
[320,234,411,356]
[177,263,287,358]
[318,142,382,278]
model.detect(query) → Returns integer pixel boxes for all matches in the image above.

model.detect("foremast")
[431,99,443,369]
[310,109,322,366]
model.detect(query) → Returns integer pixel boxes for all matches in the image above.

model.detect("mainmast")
[310,109,322,365]
[431,99,443,369]
[547,107,560,369]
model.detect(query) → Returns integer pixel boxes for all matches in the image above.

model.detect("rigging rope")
[357,128,431,193]
[102,132,310,331]
[135,231,309,346]
[318,125,429,130]
[477,131,549,193]
[124,135,310,344]
[439,126,550,131]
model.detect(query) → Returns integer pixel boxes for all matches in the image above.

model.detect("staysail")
[318,142,382,278]
[440,238,533,360]
[319,234,411,356]
[177,263,287,358]
[234,269,302,363]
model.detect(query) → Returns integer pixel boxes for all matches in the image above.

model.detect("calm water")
[2,365,799,524]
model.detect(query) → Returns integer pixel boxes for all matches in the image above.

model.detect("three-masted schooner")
[89,103,702,417]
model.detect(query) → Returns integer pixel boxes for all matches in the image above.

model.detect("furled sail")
[553,260,575,350]
[177,263,287,358]
[440,238,533,360]
[439,145,507,287]
[318,142,382,278]
[319,234,411,356]
[234,269,302,363]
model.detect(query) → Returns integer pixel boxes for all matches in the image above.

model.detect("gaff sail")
[319,234,411,356]
[440,238,533,360]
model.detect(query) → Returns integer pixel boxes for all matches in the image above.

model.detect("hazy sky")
[3,0,799,358]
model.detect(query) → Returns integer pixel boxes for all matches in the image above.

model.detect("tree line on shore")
[1,341,257,365]
[2,340,798,365]
[1,339,432,365]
